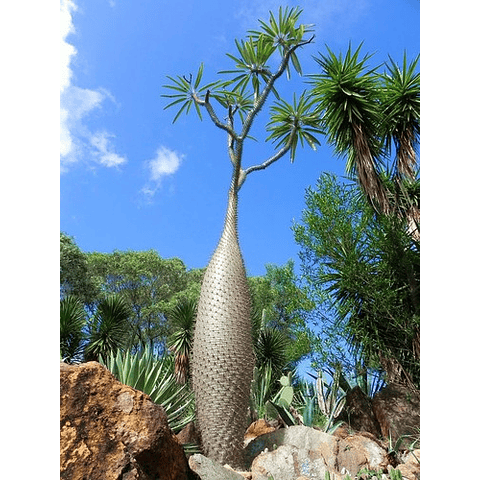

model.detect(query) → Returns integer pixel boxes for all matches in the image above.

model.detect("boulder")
[395,449,420,480]
[188,454,247,480]
[244,419,276,446]
[338,386,382,438]
[246,426,390,479]
[60,361,189,480]
[372,384,420,449]
[176,422,200,447]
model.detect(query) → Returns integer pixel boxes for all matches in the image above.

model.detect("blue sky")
[60,0,419,278]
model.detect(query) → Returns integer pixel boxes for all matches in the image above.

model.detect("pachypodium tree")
[163,7,322,467]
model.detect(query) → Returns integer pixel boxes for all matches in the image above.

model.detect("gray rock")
[246,425,390,478]
[245,426,336,467]
[251,444,330,480]
[188,454,246,480]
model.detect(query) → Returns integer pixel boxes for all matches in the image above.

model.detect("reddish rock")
[60,361,189,480]
[396,449,420,480]
[176,421,200,446]
[244,419,276,445]
[372,384,420,449]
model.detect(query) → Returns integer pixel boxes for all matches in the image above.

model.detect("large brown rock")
[338,386,382,438]
[60,361,189,480]
[372,384,420,449]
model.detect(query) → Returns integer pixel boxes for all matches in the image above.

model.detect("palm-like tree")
[381,54,420,240]
[84,294,131,362]
[309,44,390,214]
[60,296,86,363]
[308,45,420,224]
[167,298,197,385]
[163,7,322,467]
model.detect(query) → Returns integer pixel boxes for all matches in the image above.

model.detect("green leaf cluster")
[162,6,321,169]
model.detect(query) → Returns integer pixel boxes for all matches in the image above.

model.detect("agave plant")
[249,364,275,421]
[100,346,194,433]
[315,367,347,433]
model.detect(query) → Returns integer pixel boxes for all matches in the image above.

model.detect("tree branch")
[192,90,239,140]
[238,138,293,189]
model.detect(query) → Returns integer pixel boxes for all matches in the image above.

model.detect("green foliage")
[167,298,197,384]
[86,250,202,353]
[84,294,131,362]
[254,327,290,375]
[250,365,275,420]
[267,372,296,426]
[308,44,420,215]
[162,7,321,169]
[309,43,383,177]
[266,92,323,162]
[249,261,315,368]
[60,295,86,363]
[100,346,194,433]
[293,173,419,388]
[380,53,420,179]
[315,367,347,433]
[60,232,99,304]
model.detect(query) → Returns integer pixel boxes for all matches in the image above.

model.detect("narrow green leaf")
[194,63,204,89]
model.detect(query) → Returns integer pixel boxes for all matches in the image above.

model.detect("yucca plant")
[60,295,86,364]
[167,298,197,385]
[100,346,194,433]
[309,43,389,214]
[84,294,131,362]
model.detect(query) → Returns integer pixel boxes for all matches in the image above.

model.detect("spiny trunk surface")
[191,188,255,468]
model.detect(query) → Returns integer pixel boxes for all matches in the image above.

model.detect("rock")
[251,444,330,480]
[188,454,246,480]
[338,386,382,438]
[332,423,351,439]
[176,421,200,446]
[372,384,420,449]
[244,419,276,446]
[246,426,390,479]
[396,449,420,480]
[60,361,189,480]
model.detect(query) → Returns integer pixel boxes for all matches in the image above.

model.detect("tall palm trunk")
[191,179,255,468]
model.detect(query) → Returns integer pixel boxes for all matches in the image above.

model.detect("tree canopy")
[293,173,419,390]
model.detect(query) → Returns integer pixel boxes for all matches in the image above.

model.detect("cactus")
[267,373,296,426]
[191,188,255,467]
[163,7,320,469]
[316,367,346,432]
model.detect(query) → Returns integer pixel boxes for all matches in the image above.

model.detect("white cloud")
[90,131,127,168]
[141,146,184,198]
[60,0,77,95]
[60,0,127,172]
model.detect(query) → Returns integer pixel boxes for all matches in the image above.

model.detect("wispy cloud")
[90,131,127,168]
[60,0,126,172]
[141,146,184,199]
[234,0,371,41]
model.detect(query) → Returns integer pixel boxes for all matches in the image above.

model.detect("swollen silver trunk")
[191,186,255,468]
